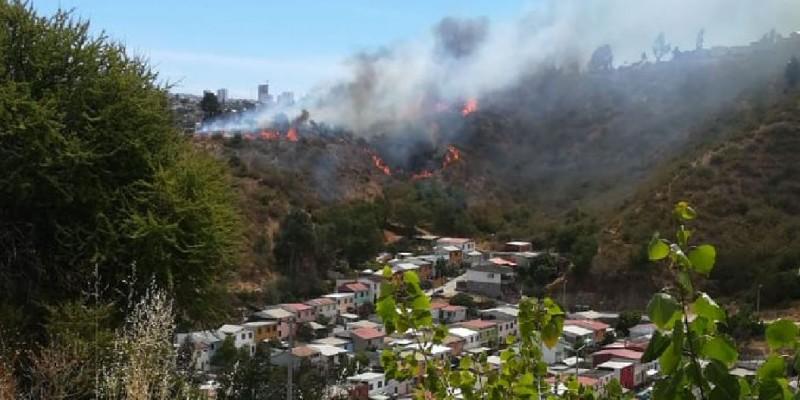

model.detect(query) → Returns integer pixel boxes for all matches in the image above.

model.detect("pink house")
[281,303,316,323]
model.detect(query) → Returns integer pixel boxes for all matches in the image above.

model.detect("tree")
[615,310,642,337]
[0,2,241,329]
[273,209,321,298]
[786,56,800,88]
[652,32,671,62]
[588,45,613,72]
[212,336,243,371]
[200,91,221,120]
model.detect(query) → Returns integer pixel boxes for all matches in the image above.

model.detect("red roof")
[351,327,384,340]
[565,319,610,332]
[305,297,335,306]
[460,319,497,330]
[602,339,649,352]
[443,305,466,312]
[282,303,312,312]
[340,282,369,292]
[431,301,449,310]
[592,348,643,361]
[489,257,517,267]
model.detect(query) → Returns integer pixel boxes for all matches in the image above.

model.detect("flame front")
[461,98,478,116]
[286,127,299,142]
[371,154,391,176]
[442,145,462,168]
[411,170,434,180]
[260,130,280,140]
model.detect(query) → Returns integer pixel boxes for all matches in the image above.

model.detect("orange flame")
[461,98,478,116]
[286,127,299,142]
[411,170,434,180]
[371,154,391,176]
[260,130,280,140]
[442,145,462,168]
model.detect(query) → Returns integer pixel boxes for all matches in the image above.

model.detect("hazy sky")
[34,1,527,99]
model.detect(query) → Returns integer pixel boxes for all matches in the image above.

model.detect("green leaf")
[701,336,738,367]
[766,319,799,351]
[674,201,697,221]
[659,324,683,374]
[642,330,671,362]
[653,368,684,400]
[541,315,564,348]
[758,377,792,400]
[692,292,725,322]
[403,270,420,286]
[647,293,681,330]
[677,270,694,294]
[648,234,670,261]
[688,244,716,274]
[705,360,739,400]
[758,355,786,381]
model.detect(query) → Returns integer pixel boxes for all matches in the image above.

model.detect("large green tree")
[0,2,240,329]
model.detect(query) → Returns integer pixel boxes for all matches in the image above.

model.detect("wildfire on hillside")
[371,154,392,176]
[260,130,280,140]
[442,145,462,168]
[461,98,478,116]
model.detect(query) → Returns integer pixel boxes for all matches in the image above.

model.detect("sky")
[34,1,528,99]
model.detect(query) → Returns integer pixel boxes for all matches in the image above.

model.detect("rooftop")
[448,327,479,338]
[218,324,243,334]
[281,303,312,312]
[437,237,472,245]
[349,320,382,330]
[351,327,384,340]
[347,372,385,382]
[562,325,594,337]
[312,336,351,346]
[308,344,349,357]
[340,282,369,292]
[597,360,634,370]
[440,245,461,252]
[323,293,355,299]
[506,241,532,247]
[565,319,610,332]
[291,346,320,358]
[305,297,336,306]
[254,308,294,320]
[460,319,497,330]
[592,348,643,361]
[443,305,466,312]
[242,321,277,328]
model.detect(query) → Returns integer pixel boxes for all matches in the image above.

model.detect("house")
[591,348,657,387]
[431,302,467,324]
[437,245,464,266]
[347,372,388,399]
[562,325,595,347]
[217,324,255,356]
[351,327,385,352]
[463,264,517,299]
[174,330,224,371]
[337,277,381,303]
[504,241,532,252]
[565,319,610,344]
[312,336,353,352]
[281,303,316,323]
[479,307,520,342]
[308,344,349,369]
[629,323,657,339]
[305,297,338,324]
[251,308,295,339]
[337,282,371,306]
[448,327,480,351]
[402,343,452,363]
[578,369,617,395]
[459,320,498,347]
[597,360,636,389]
[541,339,570,365]
[347,319,383,332]
[443,335,466,355]
[323,292,356,314]
[436,237,476,252]
[568,310,620,325]
[242,321,278,343]
[271,345,321,368]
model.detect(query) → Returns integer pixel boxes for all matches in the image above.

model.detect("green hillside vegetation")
[598,89,800,308]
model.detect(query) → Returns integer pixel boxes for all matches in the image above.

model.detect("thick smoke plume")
[200,0,800,135]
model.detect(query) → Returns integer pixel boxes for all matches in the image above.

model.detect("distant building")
[216,88,228,104]
[462,263,517,299]
[257,83,271,104]
[277,91,294,106]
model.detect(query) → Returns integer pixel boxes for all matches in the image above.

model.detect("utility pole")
[756,284,763,315]
[287,318,294,400]
[562,278,567,308]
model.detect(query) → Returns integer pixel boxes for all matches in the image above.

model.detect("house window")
[241,333,245,340]
[369,384,374,390]
[378,382,383,388]
[487,273,495,279]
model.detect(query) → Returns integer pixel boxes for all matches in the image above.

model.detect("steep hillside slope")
[596,92,800,307]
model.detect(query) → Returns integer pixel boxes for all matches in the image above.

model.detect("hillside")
[595,91,800,308]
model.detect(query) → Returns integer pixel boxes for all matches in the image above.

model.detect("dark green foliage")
[212,336,244,370]
[272,209,323,299]
[615,310,642,337]
[315,200,385,268]
[549,209,598,278]
[0,2,241,331]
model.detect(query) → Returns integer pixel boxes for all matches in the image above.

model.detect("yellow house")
[243,321,279,342]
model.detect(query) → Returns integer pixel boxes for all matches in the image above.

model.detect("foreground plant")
[645,202,800,399]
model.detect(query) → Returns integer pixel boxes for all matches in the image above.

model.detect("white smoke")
[200,0,800,135]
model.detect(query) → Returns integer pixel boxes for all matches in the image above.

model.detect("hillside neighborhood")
[176,237,759,399]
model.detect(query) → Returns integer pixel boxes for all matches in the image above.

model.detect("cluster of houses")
[176,238,667,399]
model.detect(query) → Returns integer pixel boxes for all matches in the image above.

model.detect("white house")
[463,264,516,299]
[347,372,387,396]
[541,339,570,365]
[562,325,595,346]
[436,237,476,252]
[312,336,353,352]
[448,327,480,350]
[217,324,255,356]
[479,307,519,341]
[323,292,356,314]
[305,297,338,324]
[174,330,224,371]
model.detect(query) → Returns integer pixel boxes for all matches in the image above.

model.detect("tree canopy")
[0,1,241,329]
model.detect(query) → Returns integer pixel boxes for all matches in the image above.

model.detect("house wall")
[464,280,503,298]
[465,269,501,284]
